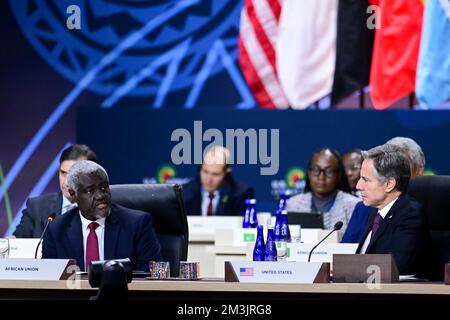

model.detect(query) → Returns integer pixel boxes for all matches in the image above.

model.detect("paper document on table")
[399,275,421,282]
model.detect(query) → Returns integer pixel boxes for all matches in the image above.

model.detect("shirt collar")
[378,196,399,219]
[78,211,106,229]
[202,189,219,198]
[62,196,72,208]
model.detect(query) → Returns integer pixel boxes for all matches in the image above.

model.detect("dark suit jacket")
[341,201,373,243]
[183,176,254,216]
[356,193,428,276]
[13,193,63,238]
[42,203,162,271]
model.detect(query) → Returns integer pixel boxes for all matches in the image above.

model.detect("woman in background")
[286,148,359,232]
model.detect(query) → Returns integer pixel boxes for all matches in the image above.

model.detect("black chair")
[407,175,450,281]
[110,184,189,277]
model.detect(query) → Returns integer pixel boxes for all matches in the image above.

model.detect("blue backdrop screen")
[78,108,450,213]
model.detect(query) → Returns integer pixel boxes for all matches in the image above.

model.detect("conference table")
[0,278,448,300]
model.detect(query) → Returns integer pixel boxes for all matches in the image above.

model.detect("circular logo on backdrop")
[423,168,437,176]
[157,165,176,184]
[9,0,241,96]
[286,167,305,188]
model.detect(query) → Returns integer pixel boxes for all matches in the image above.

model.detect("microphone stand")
[35,215,55,259]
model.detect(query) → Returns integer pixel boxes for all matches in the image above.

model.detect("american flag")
[240,267,254,276]
[238,0,289,109]
[238,0,340,109]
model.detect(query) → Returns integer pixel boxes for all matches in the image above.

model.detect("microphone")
[307,221,343,262]
[35,213,56,259]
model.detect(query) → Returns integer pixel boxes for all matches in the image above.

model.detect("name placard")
[225,261,330,283]
[298,229,342,244]
[215,228,257,247]
[8,239,41,258]
[286,243,358,262]
[188,216,242,235]
[333,254,399,283]
[0,259,76,280]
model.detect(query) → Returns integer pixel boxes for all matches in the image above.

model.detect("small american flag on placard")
[240,267,254,276]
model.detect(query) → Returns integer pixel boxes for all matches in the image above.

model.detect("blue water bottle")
[274,210,291,242]
[264,227,277,261]
[273,190,291,234]
[274,210,291,261]
[278,190,291,211]
[253,225,265,261]
[281,210,291,242]
[243,199,258,228]
[274,211,282,241]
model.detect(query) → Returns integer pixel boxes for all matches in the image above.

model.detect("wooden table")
[0,279,448,300]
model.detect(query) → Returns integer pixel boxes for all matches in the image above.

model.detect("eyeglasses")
[309,166,338,178]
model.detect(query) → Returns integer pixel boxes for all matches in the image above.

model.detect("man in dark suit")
[42,160,162,271]
[355,145,428,276]
[12,144,97,238]
[342,137,427,244]
[183,146,254,216]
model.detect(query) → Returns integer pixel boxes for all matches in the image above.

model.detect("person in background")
[342,138,426,243]
[12,144,97,238]
[355,145,428,276]
[286,148,359,233]
[386,137,426,177]
[342,149,363,196]
[183,146,254,216]
[42,160,162,271]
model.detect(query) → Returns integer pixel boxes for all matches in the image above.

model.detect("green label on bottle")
[286,247,290,258]
[243,233,256,242]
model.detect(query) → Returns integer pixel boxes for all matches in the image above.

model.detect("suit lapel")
[356,209,377,253]
[54,193,63,215]
[216,180,231,215]
[194,189,202,215]
[366,194,405,252]
[104,206,120,260]
[41,193,62,229]
[65,211,84,270]
[366,213,390,252]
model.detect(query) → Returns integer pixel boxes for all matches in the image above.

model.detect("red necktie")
[86,222,99,271]
[207,192,215,216]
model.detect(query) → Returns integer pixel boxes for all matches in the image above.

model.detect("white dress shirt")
[201,190,220,216]
[79,212,105,270]
[361,197,398,254]
[61,196,77,214]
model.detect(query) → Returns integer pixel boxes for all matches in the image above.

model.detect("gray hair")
[362,144,410,192]
[386,137,426,171]
[67,160,109,194]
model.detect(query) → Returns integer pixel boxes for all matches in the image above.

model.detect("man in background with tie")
[183,146,254,216]
[355,144,428,276]
[12,144,97,238]
[42,160,162,271]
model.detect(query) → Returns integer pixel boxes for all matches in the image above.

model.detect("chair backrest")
[407,175,450,280]
[110,184,189,277]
